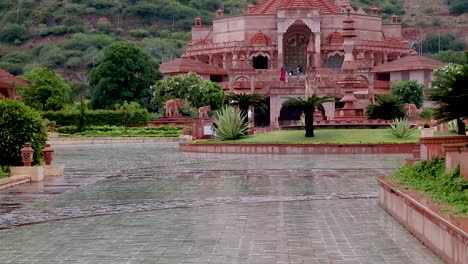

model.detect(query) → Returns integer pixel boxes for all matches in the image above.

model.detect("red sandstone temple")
[0,68,32,100]
[160,0,446,128]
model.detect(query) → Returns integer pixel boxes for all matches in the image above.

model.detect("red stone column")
[419,136,468,161]
[443,143,468,179]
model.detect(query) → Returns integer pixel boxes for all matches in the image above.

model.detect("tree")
[390,81,424,108]
[432,50,468,64]
[225,93,267,119]
[0,24,31,45]
[89,41,162,110]
[0,99,47,166]
[152,72,224,113]
[366,95,405,120]
[422,34,466,54]
[282,95,333,137]
[430,57,468,135]
[16,67,71,111]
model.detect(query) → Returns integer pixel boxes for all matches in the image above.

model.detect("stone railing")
[185,41,247,53]
[378,177,467,264]
[419,136,468,161]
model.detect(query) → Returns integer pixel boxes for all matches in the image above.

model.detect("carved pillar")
[229,75,234,93]
[250,76,255,93]
[232,52,238,67]
[277,34,284,67]
[314,33,321,68]
[370,52,375,66]
[222,53,227,69]
[269,95,282,128]
[383,52,388,63]
[208,54,212,65]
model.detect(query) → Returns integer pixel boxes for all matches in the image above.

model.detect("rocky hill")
[0,0,466,89]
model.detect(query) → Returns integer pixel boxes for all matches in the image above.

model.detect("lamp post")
[20,143,34,167]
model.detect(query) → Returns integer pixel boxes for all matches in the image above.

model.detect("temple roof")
[371,54,446,73]
[0,68,32,87]
[249,0,340,14]
[160,58,227,75]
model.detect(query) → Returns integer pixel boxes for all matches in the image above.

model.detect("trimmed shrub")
[42,109,150,126]
[0,99,47,166]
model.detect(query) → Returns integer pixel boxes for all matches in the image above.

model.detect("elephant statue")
[404,103,418,118]
[164,98,183,117]
[198,105,211,119]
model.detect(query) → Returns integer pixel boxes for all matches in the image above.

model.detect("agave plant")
[388,118,413,138]
[212,105,249,140]
[447,119,458,133]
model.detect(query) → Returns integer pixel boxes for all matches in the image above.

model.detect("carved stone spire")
[341,8,357,73]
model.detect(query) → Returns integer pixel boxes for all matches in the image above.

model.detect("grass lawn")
[199,129,454,144]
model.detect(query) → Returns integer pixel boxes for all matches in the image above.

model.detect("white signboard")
[203,125,213,135]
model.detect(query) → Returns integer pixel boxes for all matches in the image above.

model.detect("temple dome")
[326,31,344,44]
[251,31,271,45]
[249,0,340,14]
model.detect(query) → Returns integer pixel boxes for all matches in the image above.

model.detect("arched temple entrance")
[283,21,313,74]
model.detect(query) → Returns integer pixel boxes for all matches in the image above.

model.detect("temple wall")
[382,24,402,38]
[321,14,384,41]
[390,70,427,86]
[191,26,213,41]
[243,15,277,43]
[212,15,276,43]
[409,70,427,86]
[213,16,246,42]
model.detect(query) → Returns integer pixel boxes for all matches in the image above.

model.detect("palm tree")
[430,55,468,135]
[225,93,267,123]
[283,95,333,137]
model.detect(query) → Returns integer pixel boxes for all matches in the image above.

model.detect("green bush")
[388,118,412,138]
[129,29,150,38]
[390,158,468,214]
[0,99,47,166]
[0,24,31,45]
[56,125,181,137]
[42,109,150,126]
[366,95,405,120]
[56,125,78,134]
[212,105,248,140]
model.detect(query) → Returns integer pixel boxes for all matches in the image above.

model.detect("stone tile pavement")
[0,143,443,263]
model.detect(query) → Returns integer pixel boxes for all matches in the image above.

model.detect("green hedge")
[42,109,150,126]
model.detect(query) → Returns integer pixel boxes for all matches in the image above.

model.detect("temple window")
[253,55,268,69]
[326,54,344,68]
[284,33,308,71]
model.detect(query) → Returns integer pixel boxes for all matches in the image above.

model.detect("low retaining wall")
[0,175,30,190]
[378,177,467,264]
[179,142,417,154]
[48,137,186,145]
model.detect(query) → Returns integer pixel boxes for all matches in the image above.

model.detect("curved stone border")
[48,137,187,145]
[0,175,30,190]
[378,177,467,264]
[179,142,417,154]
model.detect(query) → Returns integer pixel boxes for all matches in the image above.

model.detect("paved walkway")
[0,143,443,264]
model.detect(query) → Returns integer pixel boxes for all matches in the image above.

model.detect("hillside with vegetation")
[0,0,466,100]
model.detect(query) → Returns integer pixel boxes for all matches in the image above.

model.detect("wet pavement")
[0,143,443,263]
